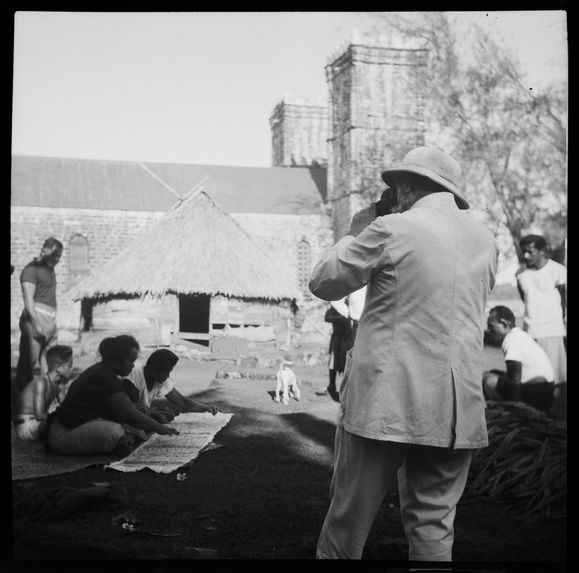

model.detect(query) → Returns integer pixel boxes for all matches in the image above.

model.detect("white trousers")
[15,415,44,441]
[316,426,473,561]
[535,336,567,384]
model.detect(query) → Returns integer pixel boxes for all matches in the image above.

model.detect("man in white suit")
[310,147,498,563]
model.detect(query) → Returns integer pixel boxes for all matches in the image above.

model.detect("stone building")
[270,97,328,168]
[269,42,428,241]
[10,39,453,345]
[10,157,331,342]
[325,43,428,241]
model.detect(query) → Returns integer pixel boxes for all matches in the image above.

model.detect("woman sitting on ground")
[46,334,178,456]
[121,349,219,423]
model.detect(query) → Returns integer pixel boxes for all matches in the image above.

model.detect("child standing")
[14,344,74,440]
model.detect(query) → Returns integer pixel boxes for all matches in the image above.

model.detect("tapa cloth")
[310,192,498,449]
[106,412,232,473]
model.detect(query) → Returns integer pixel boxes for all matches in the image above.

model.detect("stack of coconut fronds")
[464,401,566,520]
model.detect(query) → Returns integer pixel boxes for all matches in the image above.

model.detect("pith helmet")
[381,146,469,210]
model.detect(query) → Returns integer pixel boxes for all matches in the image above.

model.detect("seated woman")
[121,349,219,423]
[483,305,556,413]
[46,334,178,456]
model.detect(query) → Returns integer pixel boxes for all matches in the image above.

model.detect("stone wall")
[326,44,428,240]
[270,99,328,167]
[10,206,165,330]
[10,206,333,337]
[230,212,333,299]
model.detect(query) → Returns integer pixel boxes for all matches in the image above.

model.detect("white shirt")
[502,327,555,383]
[126,362,174,407]
[346,286,367,321]
[517,259,566,338]
[330,297,349,318]
[330,287,367,321]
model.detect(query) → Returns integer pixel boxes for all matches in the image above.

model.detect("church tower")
[269,97,328,167]
[326,41,428,240]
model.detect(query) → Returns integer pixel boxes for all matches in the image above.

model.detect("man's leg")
[520,378,555,413]
[317,370,338,398]
[317,427,409,559]
[15,419,44,441]
[482,371,503,402]
[399,445,472,562]
[37,314,57,377]
[328,369,337,392]
[536,336,567,383]
[15,317,42,391]
[47,417,126,455]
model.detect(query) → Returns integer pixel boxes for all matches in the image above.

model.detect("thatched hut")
[67,187,300,350]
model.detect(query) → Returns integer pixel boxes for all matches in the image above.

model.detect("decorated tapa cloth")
[11,425,114,480]
[106,412,233,474]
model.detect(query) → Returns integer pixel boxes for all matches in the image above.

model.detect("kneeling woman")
[47,334,178,456]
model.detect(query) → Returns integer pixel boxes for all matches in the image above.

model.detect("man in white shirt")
[484,305,555,413]
[122,349,218,423]
[516,234,566,383]
[346,286,366,341]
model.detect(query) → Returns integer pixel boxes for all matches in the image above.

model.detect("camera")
[375,187,398,217]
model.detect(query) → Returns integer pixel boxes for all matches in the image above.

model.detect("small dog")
[274,356,301,405]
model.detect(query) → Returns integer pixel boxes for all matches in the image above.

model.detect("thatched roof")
[11,155,327,214]
[67,188,300,302]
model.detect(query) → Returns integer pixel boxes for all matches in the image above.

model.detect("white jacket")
[310,192,498,448]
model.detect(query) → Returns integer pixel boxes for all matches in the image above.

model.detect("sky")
[11,11,568,168]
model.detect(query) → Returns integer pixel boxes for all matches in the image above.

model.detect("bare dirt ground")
[9,341,566,571]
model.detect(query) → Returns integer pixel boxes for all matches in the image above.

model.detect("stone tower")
[326,42,428,240]
[269,97,328,167]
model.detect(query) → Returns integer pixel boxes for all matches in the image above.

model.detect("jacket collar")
[410,191,458,210]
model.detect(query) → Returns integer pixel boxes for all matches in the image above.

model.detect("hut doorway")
[178,294,211,347]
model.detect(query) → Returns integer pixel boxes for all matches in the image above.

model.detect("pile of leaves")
[464,401,566,520]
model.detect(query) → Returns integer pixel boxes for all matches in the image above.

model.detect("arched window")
[69,234,90,286]
[297,239,311,293]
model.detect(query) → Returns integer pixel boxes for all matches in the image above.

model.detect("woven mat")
[11,425,114,481]
[106,412,233,474]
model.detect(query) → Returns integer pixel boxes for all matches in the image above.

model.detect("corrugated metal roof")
[11,155,327,215]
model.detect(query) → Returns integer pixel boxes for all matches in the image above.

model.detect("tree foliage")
[362,12,567,261]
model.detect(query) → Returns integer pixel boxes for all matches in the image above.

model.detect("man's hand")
[156,425,179,436]
[150,407,176,423]
[32,322,47,342]
[190,402,219,415]
[348,205,377,237]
